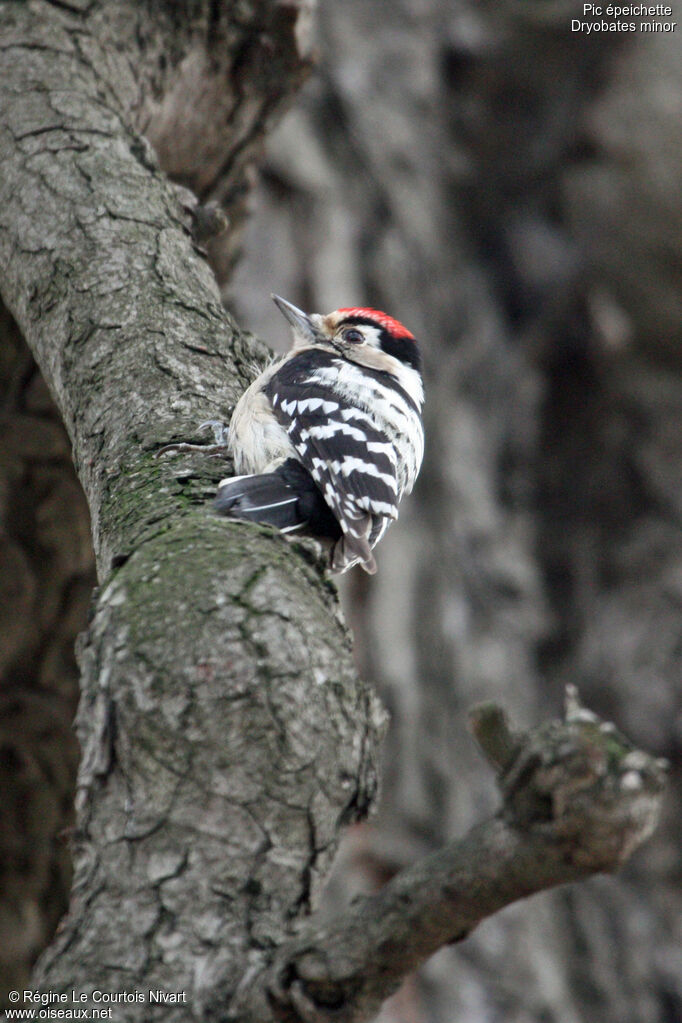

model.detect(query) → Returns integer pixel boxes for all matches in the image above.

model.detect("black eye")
[342,328,364,344]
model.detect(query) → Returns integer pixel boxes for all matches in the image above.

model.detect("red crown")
[337,308,415,341]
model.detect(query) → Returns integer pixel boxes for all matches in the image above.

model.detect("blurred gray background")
[228,3,681,1021]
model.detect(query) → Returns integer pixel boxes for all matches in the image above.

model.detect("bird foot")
[155,420,230,458]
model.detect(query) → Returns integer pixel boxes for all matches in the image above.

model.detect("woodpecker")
[215,295,424,574]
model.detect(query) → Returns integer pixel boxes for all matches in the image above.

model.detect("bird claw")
[155,420,230,458]
[199,420,230,445]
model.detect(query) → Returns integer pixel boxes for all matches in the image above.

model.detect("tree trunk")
[0,0,381,1009]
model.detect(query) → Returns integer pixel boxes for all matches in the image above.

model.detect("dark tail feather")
[215,459,342,540]
[215,472,305,532]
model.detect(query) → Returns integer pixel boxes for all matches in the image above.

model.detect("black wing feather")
[263,351,399,545]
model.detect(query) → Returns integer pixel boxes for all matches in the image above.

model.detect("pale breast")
[228,378,296,474]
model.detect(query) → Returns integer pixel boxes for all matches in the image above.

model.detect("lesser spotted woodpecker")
[215,295,424,574]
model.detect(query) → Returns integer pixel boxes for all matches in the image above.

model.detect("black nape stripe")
[340,315,422,372]
[379,333,422,372]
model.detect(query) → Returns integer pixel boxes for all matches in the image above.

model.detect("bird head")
[272,295,421,374]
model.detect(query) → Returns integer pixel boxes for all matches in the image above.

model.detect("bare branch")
[235,691,666,1023]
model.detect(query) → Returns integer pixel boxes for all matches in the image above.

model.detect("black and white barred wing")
[263,356,400,571]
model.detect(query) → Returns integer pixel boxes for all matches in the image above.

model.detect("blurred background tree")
[229,3,682,1020]
[1,1,680,1019]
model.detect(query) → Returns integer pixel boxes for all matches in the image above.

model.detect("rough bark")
[0,0,382,1011]
[0,1,674,1021]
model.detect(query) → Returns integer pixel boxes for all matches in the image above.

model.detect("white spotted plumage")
[216,296,425,574]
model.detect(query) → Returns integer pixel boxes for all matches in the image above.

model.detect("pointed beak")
[272,294,320,344]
